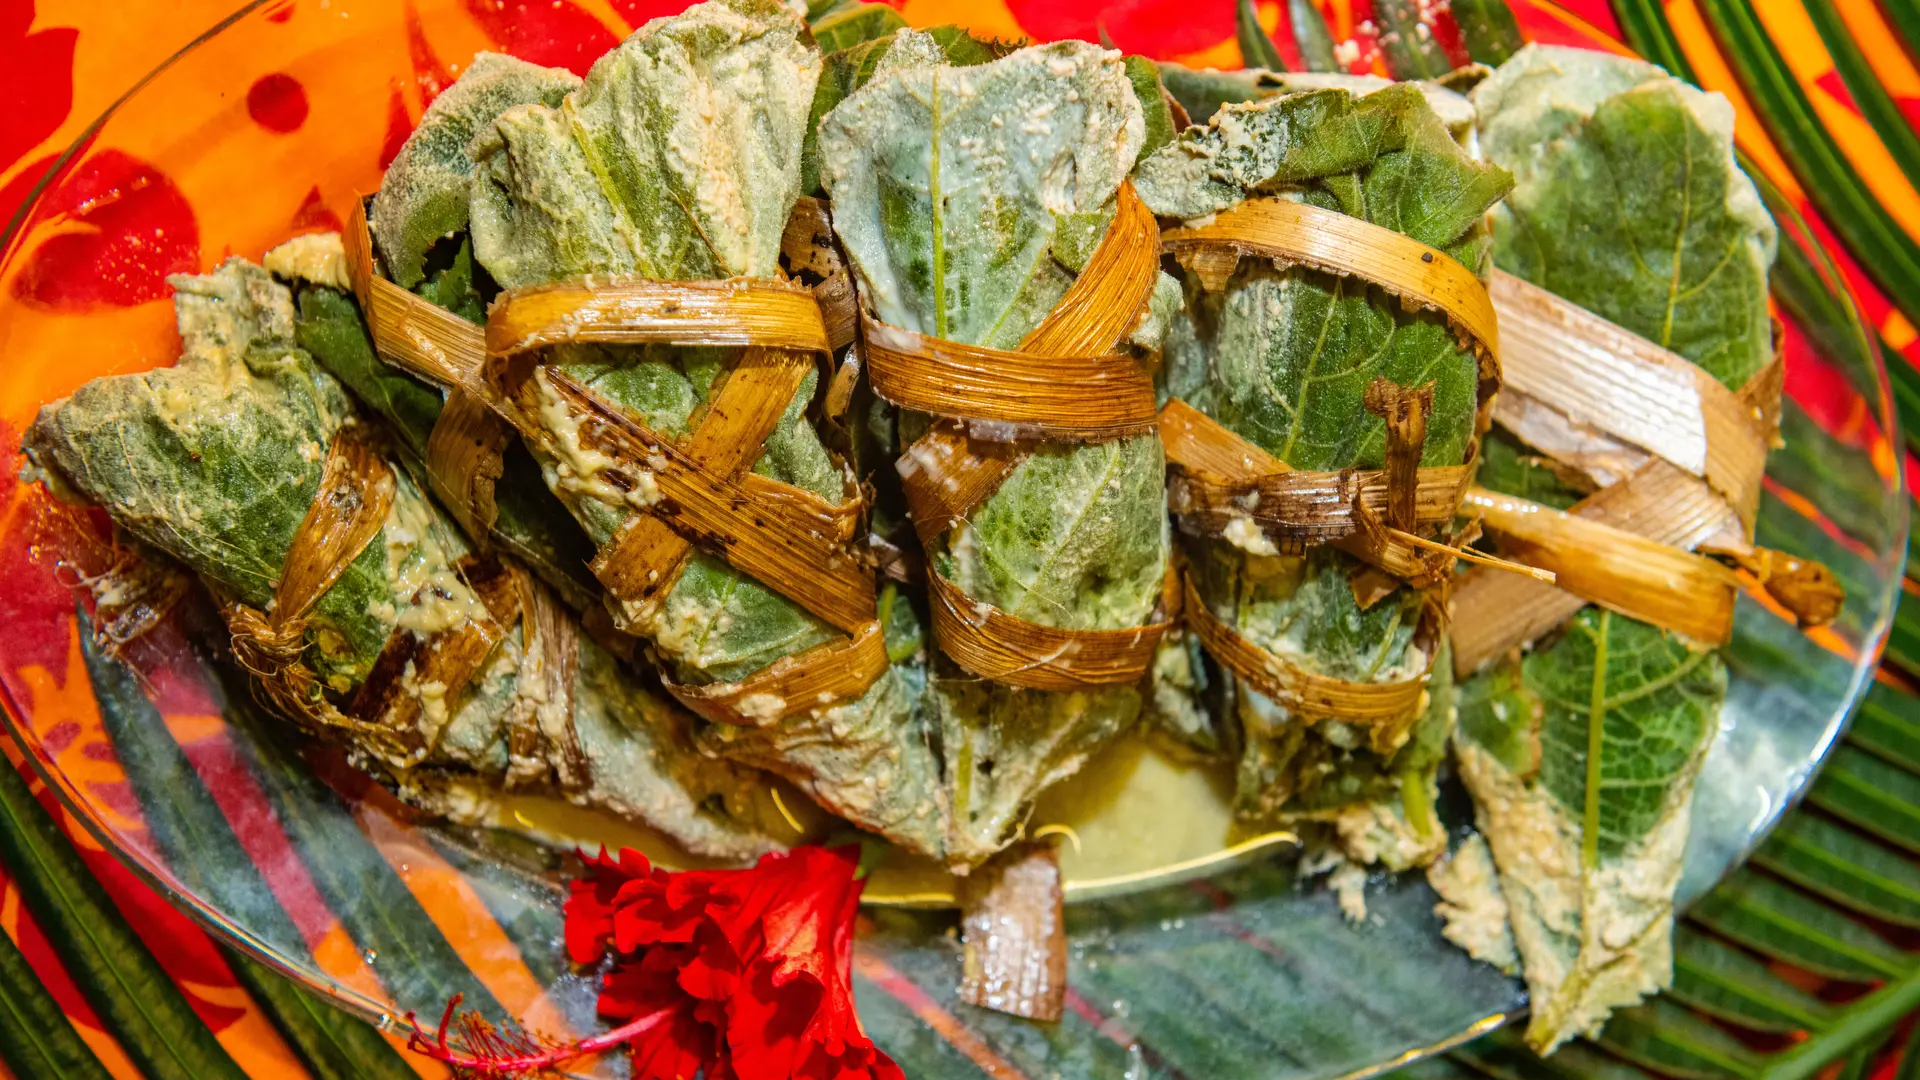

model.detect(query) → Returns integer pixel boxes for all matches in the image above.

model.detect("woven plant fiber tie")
[1156,196,1502,583]
[1490,270,1772,536]
[346,203,504,544]
[1451,278,1836,675]
[223,427,560,771]
[484,272,885,727]
[870,182,1176,691]
[352,198,885,729]
[1182,576,1441,754]
[1152,194,1511,737]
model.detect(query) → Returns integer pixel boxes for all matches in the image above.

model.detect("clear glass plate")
[0,2,1903,1077]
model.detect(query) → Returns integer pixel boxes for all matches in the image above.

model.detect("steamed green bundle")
[1135,82,1511,869]
[368,0,947,858]
[1449,44,1775,1052]
[23,258,773,860]
[819,32,1178,866]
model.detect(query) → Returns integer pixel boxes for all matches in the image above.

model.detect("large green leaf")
[22,261,403,690]
[800,24,1010,194]
[808,1,906,52]
[368,52,578,289]
[35,260,772,857]
[1688,869,1909,982]
[0,752,248,1080]
[1849,683,1920,775]
[1454,608,1723,1051]
[1474,45,1776,389]
[0,913,113,1080]
[443,0,947,856]
[1137,83,1505,857]
[1806,745,1920,855]
[1667,926,1835,1034]
[1751,812,1920,927]
[1696,0,1920,333]
[1594,997,1762,1079]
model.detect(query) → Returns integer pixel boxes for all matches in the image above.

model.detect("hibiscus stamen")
[405,994,674,1076]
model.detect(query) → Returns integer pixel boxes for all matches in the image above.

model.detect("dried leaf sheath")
[24,259,774,860]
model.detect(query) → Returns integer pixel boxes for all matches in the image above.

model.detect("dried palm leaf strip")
[876,182,1175,689]
[1182,575,1443,754]
[1161,399,1473,552]
[1450,452,1842,676]
[1450,287,1833,673]
[861,318,1158,440]
[1160,195,1502,398]
[484,277,887,727]
[862,181,1163,442]
[782,196,858,353]
[1156,197,1501,568]
[1459,485,1740,652]
[503,570,586,792]
[1490,270,1773,535]
[1157,397,1551,588]
[346,203,505,543]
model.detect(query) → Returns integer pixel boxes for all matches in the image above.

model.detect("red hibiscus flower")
[410,844,900,1080]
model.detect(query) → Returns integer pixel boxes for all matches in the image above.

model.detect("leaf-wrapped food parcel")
[820,34,1175,866]
[22,259,774,861]
[282,237,601,611]
[1137,84,1511,867]
[452,0,946,858]
[1450,46,1776,1052]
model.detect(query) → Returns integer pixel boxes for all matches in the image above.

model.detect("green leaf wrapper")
[1136,82,1511,866]
[22,259,772,860]
[435,0,947,858]
[1474,45,1777,389]
[1453,45,1777,1052]
[820,33,1175,866]
[370,52,579,292]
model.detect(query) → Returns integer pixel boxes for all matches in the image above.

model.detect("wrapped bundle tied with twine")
[1442,45,1842,1053]
[364,0,949,858]
[820,31,1189,869]
[22,259,776,860]
[1134,81,1513,871]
